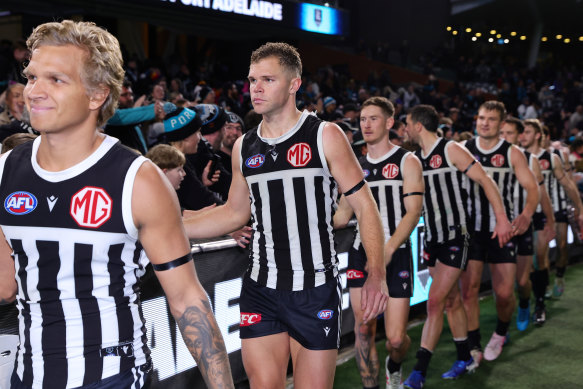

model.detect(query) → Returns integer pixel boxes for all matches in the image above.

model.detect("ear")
[289,77,302,94]
[386,116,395,131]
[89,85,110,111]
[162,168,169,173]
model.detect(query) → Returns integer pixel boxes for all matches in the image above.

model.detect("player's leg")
[384,296,410,389]
[350,286,380,388]
[553,221,568,297]
[460,259,484,356]
[533,230,550,325]
[242,334,291,389]
[290,340,337,389]
[516,254,533,331]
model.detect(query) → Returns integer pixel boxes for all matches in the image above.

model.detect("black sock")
[363,386,379,389]
[543,268,549,289]
[495,318,510,337]
[519,297,530,309]
[556,266,566,278]
[388,357,401,374]
[467,328,481,351]
[413,347,433,376]
[531,270,546,307]
[454,338,471,361]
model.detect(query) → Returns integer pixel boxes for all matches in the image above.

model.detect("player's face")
[404,114,420,144]
[520,124,539,149]
[360,105,392,146]
[221,122,242,149]
[248,57,298,116]
[164,166,186,190]
[23,45,97,134]
[476,108,503,140]
[500,122,519,145]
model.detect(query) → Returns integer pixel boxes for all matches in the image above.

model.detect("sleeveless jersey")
[240,111,338,291]
[464,137,516,233]
[550,147,568,211]
[352,146,411,250]
[0,136,149,389]
[513,150,537,217]
[415,138,469,244]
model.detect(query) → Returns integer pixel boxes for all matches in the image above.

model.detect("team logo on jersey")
[399,271,410,279]
[449,246,460,252]
[491,154,505,167]
[347,269,365,279]
[317,309,334,320]
[240,312,262,326]
[245,154,265,168]
[4,191,37,215]
[363,169,370,178]
[287,143,312,167]
[429,155,443,169]
[70,187,112,228]
[382,163,399,179]
[540,159,550,170]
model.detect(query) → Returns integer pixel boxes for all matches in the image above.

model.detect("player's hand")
[229,226,252,248]
[491,216,513,247]
[541,221,556,243]
[360,272,388,323]
[511,213,531,236]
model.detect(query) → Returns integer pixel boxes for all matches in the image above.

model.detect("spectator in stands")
[1,132,37,154]
[319,96,342,121]
[194,85,215,104]
[217,111,244,174]
[219,82,244,117]
[146,144,186,190]
[0,83,25,125]
[343,102,360,128]
[569,105,583,130]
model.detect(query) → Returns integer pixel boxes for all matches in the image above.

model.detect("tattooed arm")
[0,226,16,305]
[134,161,234,388]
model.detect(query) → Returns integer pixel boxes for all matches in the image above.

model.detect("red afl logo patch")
[491,154,505,167]
[540,159,550,170]
[287,143,312,167]
[240,313,262,326]
[429,155,442,168]
[70,187,112,228]
[382,163,399,179]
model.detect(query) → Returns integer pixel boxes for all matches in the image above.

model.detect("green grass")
[333,263,583,389]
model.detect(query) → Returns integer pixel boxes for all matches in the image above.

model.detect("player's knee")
[247,369,284,389]
[426,296,446,316]
[495,287,515,303]
[445,292,462,312]
[386,331,407,351]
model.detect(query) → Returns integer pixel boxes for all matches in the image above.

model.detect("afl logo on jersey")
[4,191,37,215]
[70,187,112,228]
[540,159,550,170]
[245,154,265,168]
[317,310,334,320]
[429,155,442,169]
[382,163,399,179]
[363,169,370,178]
[287,143,312,167]
[491,154,505,167]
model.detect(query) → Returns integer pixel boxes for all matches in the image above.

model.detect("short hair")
[1,133,37,153]
[362,96,395,118]
[409,104,439,132]
[6,83,24,99]
[146,144,186,170]
[250,42,302,78]
[503,116,524,134]
[523,118,542,136]
[479,100,507,120]
[459,131,473,141]
[26,20,124,127]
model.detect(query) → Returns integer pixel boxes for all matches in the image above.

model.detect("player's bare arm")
[133,161,234,389]
[332,195,354,230]
[0,225,16,305]
[511,146,539,234]
[384,153,423,264]
[323,122,388,323]
[532,156,556,242]
[183,136,251,239]
[449,141,513,246]
[552,153,583,232]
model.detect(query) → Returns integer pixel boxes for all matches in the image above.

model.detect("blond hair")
[146,144,186,170]
[26,20,124,127]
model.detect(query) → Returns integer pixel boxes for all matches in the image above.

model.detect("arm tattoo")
[176,298,234,389]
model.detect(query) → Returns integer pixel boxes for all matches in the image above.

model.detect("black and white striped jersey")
[464,137,516,233]
[533,149,554,215]
[240,111,338,291]
[550,147,568,211]
[513,150,536,217]
[352,146,411,250]
[0,136,150,389]
[415,138,469,244]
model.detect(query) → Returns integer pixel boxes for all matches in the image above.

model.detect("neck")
[367,137,393,159]
[527,144,541,155]
[418,131,439,154]
[36,130,105,171]
[260,103,302,138]
[477,135,500,150]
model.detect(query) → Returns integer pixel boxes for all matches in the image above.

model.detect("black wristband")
[539,179,545,186]
[344,179,366,196]
[152,253,193,271]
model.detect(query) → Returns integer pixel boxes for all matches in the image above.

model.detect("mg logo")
[287,143,312,167]
[491,154,505,167]
[540,159,550,170]
[429,155,442,169]
[70,187,112,228]
[382,163,399,179]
